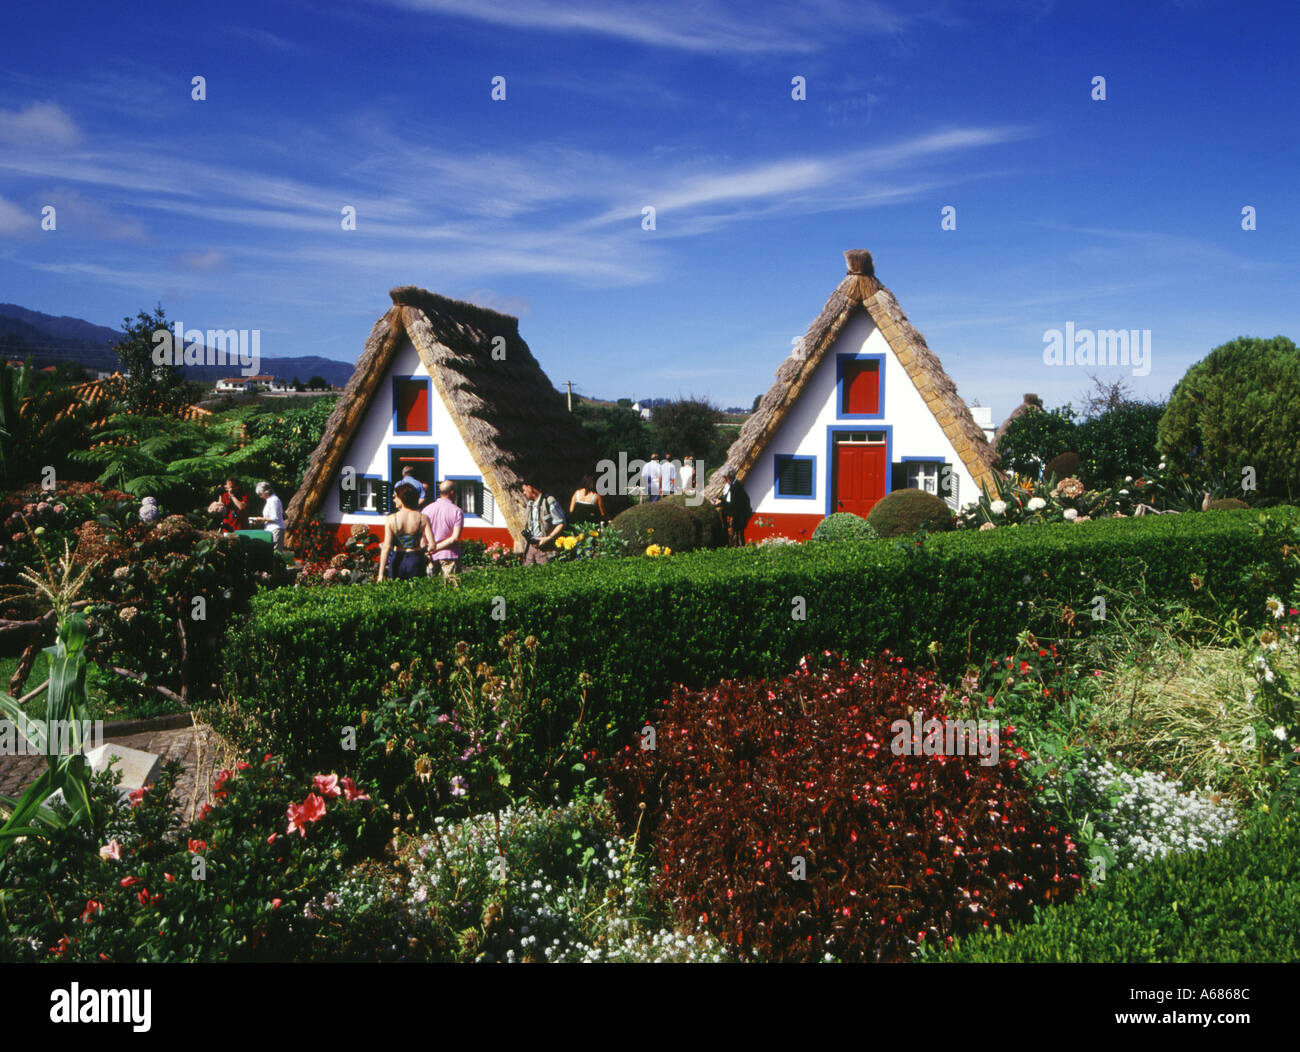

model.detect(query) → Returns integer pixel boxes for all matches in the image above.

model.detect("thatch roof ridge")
[993,392,1043,447]
[704,249,1000,498]
[389,286,520,334]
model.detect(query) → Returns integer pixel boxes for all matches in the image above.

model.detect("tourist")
[377,482,434,581]
[660,454,678,497]
[423,479,464,577]
[249,481,285,549]
[568,474,608,526]
[680,455,696,494]
[641,453,662,502]
[400,466,427,505]
[213,476,250,533]
[521,480,565,565]
[713,470,752,547]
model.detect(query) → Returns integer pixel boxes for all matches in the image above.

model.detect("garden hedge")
[933,805,1300,962]
[220,508,1300,774]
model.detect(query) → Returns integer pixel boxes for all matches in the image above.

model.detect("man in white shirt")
[660,454,678,497]
[641,453,662,503]
[251,481,285,549]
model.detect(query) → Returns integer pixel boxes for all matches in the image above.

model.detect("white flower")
[1125,476,1133,483]
[1266,596,1285,620]
[1027,497,1046,512]
[1157,462,1166,470]
[1275,726,1288,742]
[1063,508,1079,521]
[990,500,1007,516]
[1119,489,1129,496]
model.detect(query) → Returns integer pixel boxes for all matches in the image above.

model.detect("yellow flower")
[662,547,672,556]
[646,544,662,556]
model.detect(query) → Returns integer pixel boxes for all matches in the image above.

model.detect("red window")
[842,360,880,415]
[395,378,429,433]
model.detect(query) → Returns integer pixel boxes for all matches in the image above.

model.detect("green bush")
[660,494,727,549]
[610,499,703,553]
[867,488,954,538]
[1075,402,1164,486]
[1159,335,1300,503]
[1043,451,1084,487]
[810,512,877,543]
[219,508,1300,780]
[932,806,1300,962]
[1207,498,1250,511]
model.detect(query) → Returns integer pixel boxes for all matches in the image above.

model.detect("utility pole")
[565,380,573,411]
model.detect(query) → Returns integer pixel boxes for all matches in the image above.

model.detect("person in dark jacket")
[712,470,752,546]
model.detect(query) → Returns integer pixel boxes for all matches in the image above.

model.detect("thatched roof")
[994,392,1044,448]
[285,287,595,543]
[704,250,1001,497]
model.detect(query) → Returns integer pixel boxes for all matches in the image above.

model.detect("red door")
[834,443,886,516]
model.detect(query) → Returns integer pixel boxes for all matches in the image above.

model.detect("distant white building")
[631,401,652,420]
[214,375,287,393]
[967,404,995,444]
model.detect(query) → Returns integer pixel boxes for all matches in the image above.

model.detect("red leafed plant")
[605,651,1083,962]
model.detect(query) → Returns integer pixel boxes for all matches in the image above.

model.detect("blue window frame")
[444,474,491,520]
[392,375,432,435]
[773,454,817,500]
[835,352,886,420]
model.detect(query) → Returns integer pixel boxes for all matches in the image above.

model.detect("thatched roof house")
[285,287,594,547]
[704,249,1000,539]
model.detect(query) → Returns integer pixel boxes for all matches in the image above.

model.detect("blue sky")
[1,0,1296,417]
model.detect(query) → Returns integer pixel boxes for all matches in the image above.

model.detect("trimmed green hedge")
[220,508,1300,773]
[933,806,1300,962]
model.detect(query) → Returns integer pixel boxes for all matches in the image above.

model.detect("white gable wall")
[326,335,501,526]
[747,313,977,516]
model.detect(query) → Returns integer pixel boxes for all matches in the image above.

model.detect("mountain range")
[0,304,358,388]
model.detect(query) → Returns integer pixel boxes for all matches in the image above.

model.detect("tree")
[650,397,723,461]
[616,397,633,408]
[1158,335,1300,502]
[995,404,1078,479]
[306,375,329,390]
[751,394,763,413]
[0,362,96,489]
[110,305,186,415]
[571,399,652,467]
[1077,373,1135,418]
[1075,401,1165,486]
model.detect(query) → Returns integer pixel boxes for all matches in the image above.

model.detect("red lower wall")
[742,513,825,543]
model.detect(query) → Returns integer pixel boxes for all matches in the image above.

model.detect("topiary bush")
[605,652,1082,962]
[932,806,1300,963]
[811,512,877,543]
[610,500,702,553]
[1206,498,1250,511]
[1043,451,1084,488]
[660,494,726,549]
[867,488,954,538]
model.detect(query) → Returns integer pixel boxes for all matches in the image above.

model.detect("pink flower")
[286,793,327,837]
[450,776,468,797]
[312,773,341,798]
[267,832,278,845]
[128,785,149,807]
[271,898,282,909]
[99,840,122,861]
[340,776,370,802]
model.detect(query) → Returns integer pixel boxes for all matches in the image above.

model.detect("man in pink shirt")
[423,480,464,577]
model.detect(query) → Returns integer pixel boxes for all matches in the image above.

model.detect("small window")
[357,476,389,515]
[394,377,430,434]
[774,455,815,498]
[906,460,942,495]
[841,358,882,415]
[453,478,485,517]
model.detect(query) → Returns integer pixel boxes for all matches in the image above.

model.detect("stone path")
[0,717,228,821]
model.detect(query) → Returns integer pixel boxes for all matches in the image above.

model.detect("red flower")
[137,889,150,905]
[120,875,141,887]
[81,900,103,922]
[213,768,234,794]
[128,785,149,808]
[267,832,278,845]
[187,838,207,854]
[164,873,175,883]
[312,773,341,798]
[286,793,327,837]
[340,776,370,802]
[237,761,251,771]
[271,898,282,909]
[50,936,72,956]
[198,803,213,821]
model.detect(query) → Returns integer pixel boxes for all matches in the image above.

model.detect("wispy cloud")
[0,101,80,148]
[371,0,921,53]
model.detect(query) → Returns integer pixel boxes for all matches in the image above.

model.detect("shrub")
[609,500,701,553]
[1159,335,1300,503]
[1075,402,1165,486]
[933,806,1300,962]
[867,488,953,538]
[0,757,384,962]
[996,402,1077,479]
[220,508,1300,780]
[1043,451,1084,488]
[605,652,1082,961]
[811,511,877,543]
[1207,497,1250,511]
[660,494,726,549]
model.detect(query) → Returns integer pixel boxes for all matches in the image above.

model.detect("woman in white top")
[249,481,286,550]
